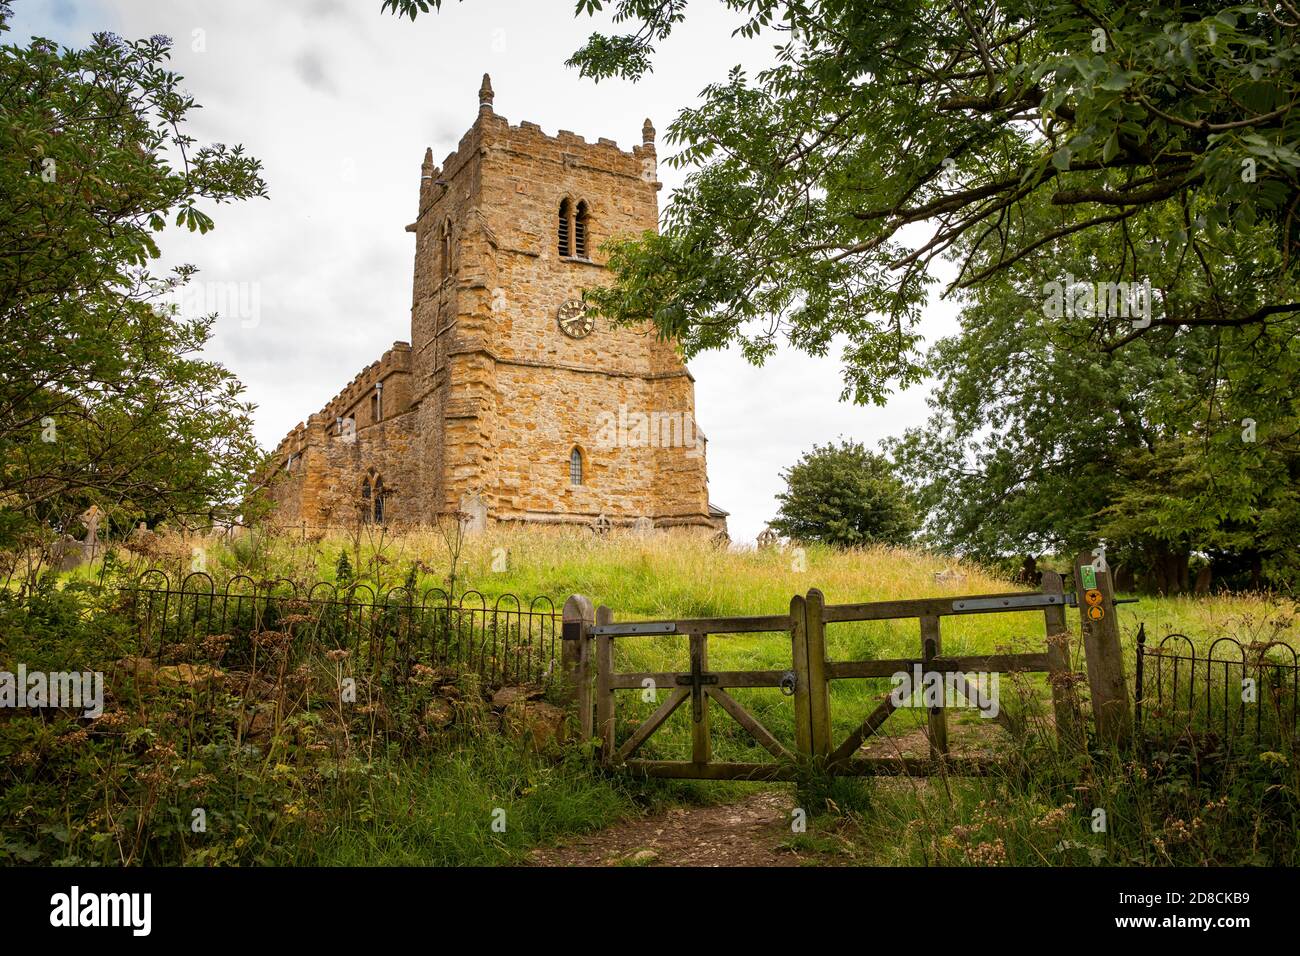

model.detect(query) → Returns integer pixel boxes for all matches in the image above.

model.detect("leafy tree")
[385,0,1300,402]
[770,440,916,547]
[888,196,1300,593]
[0,8,269,546]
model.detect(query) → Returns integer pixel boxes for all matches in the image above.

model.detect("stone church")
[266,76,726,534]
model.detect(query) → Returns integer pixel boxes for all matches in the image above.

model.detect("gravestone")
[81,505,103,562]
[459,493,488,534]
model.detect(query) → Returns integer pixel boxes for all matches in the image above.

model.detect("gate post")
[561,594,595,741]
[595,605,615,763]
[1041,570,1084,751]
[804,589,832,760]
[790,593,812,758]
[1072,549,1132,749]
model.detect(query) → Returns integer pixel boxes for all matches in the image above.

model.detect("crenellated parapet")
[317,341,413,425]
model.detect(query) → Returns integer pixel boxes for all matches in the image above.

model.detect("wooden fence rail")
[562,553,1128,780]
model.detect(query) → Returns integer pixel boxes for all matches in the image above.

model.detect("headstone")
[80,504,103,562]
[459,493,488,534]
[591,514,611,536]
[52,535,86,572]
[757,527,779,551]
[632,516,654,537]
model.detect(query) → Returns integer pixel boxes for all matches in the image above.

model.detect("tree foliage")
[888,201,1300,592]
[0,8,269,543]
[549,0,1298,402]
[770,440,917,547]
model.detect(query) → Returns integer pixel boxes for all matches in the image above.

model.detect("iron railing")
[1136,624,1299,753]
[119,570,562,689]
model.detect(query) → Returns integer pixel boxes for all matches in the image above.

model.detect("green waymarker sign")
[1080,565,1097,589]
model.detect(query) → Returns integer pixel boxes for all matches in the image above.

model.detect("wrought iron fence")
[120,570,562,689]
[1135,624,1299,753]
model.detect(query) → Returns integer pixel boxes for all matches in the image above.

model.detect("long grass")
[54,523,1295,866]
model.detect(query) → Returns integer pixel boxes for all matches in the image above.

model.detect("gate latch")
[779,671,797,696]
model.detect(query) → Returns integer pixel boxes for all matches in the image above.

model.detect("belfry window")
[569,447,584,486]
[574,201,589,258]
[558,199,571,257]
[559,199,592,259]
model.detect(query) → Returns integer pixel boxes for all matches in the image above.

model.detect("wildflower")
[967,839,1007,866]
[1034,802,1076,829]
[63,729,91,747]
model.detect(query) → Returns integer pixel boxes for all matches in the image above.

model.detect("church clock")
[557,299,595,339]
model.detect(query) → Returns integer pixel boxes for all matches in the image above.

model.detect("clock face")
[557,298,595,339]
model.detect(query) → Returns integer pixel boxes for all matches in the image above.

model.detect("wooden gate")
[565,572,1089,779]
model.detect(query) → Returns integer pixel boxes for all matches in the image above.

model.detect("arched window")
[574,200,589,259]
[440,218,452,281]
[569,446,584,486]
[557,199,571,257]
[360,478,372,524]
[373,477,384,524]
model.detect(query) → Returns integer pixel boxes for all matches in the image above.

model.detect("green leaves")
[379,0,446,20]
[548,1,1300,399]
[770,440,916,548]
[0,13,268,533]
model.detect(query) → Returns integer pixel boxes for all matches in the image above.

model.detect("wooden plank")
[609,669,787,690]
[705,687,792,760]
[1042,569,1083,751]
[690,633,711,764]
[948,670,1014,733]
[790,594,812,757]
[623,760,799,782]
[823,592,1048,623]
[561,594,594,739]
[828,695,897,764]
[595,605,615,763]
[825,653,1052,679]
[922,615,948,759]
[614,687,689,763]
[805,588,832,758]
[592,614,791,636]
[1074,549,1132,748]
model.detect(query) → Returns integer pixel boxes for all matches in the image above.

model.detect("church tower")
[267,76,722,534]
[405,75,716,530]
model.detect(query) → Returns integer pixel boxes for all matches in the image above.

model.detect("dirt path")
[528,789,843,867]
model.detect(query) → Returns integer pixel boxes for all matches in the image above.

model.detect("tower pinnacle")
[479,73,494,114]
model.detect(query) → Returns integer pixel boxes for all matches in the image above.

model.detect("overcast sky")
[15,0,961,543]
